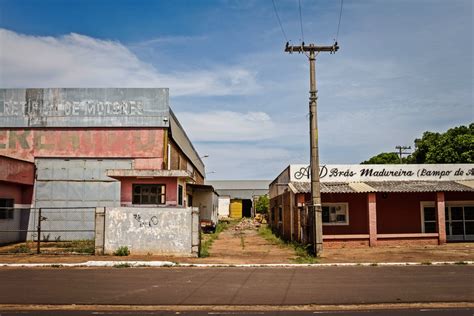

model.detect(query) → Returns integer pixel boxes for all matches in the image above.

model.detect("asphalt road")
[0,266,472,306]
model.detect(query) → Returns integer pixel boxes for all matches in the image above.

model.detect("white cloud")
[0,29,259,97]
[176,110,276,142]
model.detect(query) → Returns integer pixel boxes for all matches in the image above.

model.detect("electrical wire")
[271,0,289,42]
[335,0,344,42]
[298,0,305,42]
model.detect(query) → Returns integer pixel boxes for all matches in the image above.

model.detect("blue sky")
[0,0,472,179]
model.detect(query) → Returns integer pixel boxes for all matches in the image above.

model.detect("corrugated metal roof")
[456,180,474,189]
[367,181,474,192]
[291,182,356,194]
[206,180,271,190]
[169,109,205,177]
[288,181,474,194]
[348,182,377,193]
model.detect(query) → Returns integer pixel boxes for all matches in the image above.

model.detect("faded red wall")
[0,128,164,162]
[445,191,474,201]
[322,193,369,235]
[0,156,34,185]
[376,192,436,234]
[0,181,32,204]
[119,177,178,206]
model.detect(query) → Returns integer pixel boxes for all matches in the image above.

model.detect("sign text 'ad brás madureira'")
[291,164,474,182]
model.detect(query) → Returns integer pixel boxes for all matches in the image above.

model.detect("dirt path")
[199,223,297,264]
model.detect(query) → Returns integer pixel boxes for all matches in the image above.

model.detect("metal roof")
[206,180,271,190]
[288,181,474,194]
[169,109,205,177]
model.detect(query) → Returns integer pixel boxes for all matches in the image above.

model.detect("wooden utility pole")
[285,42,339,257]
[395,145,411,163]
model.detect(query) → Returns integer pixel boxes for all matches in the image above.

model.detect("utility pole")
[394,145,411,163]
[285,42,339,257]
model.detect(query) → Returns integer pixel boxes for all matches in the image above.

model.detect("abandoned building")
[206,180,270,218]
[0,88,216,255]
[269,164,474,247]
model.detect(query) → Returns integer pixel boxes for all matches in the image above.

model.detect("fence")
[0,207,96,255]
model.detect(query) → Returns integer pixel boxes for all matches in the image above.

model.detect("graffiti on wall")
[133,213,159,228]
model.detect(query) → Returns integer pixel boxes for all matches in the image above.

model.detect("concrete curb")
[0,260,472,268]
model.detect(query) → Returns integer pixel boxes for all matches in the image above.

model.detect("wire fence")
[0,207,96,255]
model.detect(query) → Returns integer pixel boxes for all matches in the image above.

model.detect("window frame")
[132,184,166,205]
[0,198,14,220]
[321,202,349,226]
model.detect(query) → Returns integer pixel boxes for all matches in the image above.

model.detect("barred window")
[132,184,166,205]
[0,199,14,220]
[322,203,349,225]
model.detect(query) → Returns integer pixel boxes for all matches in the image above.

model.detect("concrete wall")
[103,207,199,256]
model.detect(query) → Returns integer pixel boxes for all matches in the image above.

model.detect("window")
[278,206,283,222]
[178,185,183,206]
[0,199,14,220]
[422,206,437,233]
[132,184,165,205]
[322,203,349,225]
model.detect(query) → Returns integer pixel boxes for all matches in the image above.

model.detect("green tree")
[361,152,402,164]
[362,123,473,164]
[255,195,269,214]
[407,123,473,163]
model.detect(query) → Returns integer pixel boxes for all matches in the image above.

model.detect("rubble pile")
[234,214,267,231]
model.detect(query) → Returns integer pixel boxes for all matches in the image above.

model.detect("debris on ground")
[234,217,261,231]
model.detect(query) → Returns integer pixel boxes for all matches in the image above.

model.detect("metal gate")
[0,207,96,254]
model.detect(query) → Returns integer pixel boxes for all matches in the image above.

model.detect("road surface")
[0,265,472,306]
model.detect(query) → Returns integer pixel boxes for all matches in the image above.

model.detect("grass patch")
[455,261,467,265]
[257,225,318,264]
[58,240,95,254]
[114,263,132,268]
[114,246,130,256]
[9,244,32,254]
[200,220,235,258]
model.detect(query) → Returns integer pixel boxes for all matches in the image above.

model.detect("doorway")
[446,204,474,241]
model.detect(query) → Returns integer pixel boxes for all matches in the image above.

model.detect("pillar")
[368,193,377,246]
[436,192,446,245]
[94,207,106,255]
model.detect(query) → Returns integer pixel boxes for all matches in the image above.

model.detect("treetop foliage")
[362,123,473,164]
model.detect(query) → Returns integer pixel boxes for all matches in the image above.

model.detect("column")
[368,193,377,246]
[436,192,446,245]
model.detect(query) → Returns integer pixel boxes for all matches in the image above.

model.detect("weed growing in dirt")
[421,261,432,265]
[240,235,245,250]
[200,221,231,258]
[257,225,317,264]
[114,263,132,268]
[10,244,31,254]
[114,246,130,256]
[455,261,467,265]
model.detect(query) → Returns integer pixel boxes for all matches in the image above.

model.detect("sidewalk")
[0,243,472,266]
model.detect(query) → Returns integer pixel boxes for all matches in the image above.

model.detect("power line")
[271,0,289,42]
[298,0,305,42]
[335,0,344,42]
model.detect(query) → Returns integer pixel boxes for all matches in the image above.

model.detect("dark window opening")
[132,184,166,205]
[278,207,282,222]
[423,207,437,233]
[178,185,183,206]
[0,199,14,220]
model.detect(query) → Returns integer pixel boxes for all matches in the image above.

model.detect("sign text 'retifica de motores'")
[290,164,474,182]
[2,100,145,117]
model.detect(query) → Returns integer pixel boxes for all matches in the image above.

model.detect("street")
[0,266,472,306]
